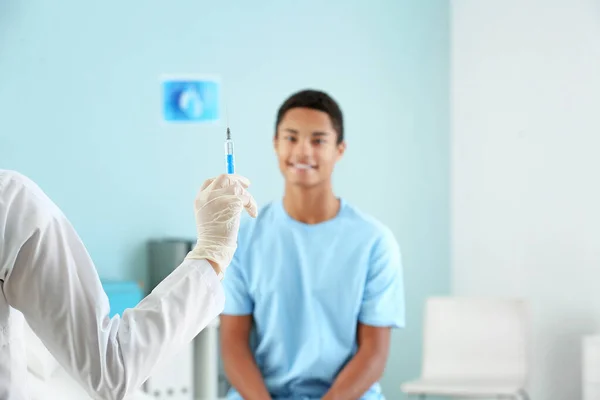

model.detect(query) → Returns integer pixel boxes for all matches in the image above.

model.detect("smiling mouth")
[288,162,317,170]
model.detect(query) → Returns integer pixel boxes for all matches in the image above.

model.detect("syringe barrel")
[225,139,234,155]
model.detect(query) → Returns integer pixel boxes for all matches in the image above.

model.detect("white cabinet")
[583,335,600,400]
[194,318,220,400]
[144,342,195,400]
[143,318,221,400]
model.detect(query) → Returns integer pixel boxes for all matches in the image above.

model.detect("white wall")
[451,1,600,399]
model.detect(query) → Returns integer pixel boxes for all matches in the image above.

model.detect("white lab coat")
[0,170,225,400]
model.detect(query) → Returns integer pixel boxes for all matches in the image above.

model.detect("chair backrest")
[421,297,529,382]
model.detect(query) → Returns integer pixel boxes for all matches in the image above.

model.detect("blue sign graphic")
[162,78,220,123]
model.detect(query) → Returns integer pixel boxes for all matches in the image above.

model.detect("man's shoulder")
[341,201,395,240]
[340,201,401,258]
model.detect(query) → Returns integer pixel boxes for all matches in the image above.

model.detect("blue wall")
[0,1,449,398]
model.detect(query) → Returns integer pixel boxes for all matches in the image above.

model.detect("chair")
[401,297,531,399]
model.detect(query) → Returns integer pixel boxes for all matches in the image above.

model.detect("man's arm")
[323,324,391,400]
[220,314,271,400]
[324,226,405,400]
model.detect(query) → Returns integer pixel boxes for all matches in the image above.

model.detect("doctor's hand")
[185,174,258,278]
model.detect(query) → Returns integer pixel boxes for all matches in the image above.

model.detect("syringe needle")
[223,85,234,174]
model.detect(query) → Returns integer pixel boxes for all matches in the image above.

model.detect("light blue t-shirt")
[222,199,405,400]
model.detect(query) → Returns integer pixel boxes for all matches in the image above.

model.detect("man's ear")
[336,141,346,162]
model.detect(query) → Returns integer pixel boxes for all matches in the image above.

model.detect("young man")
[220,89,405,400]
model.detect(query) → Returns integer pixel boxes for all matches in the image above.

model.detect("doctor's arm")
[323,229,405,400]
[0,173,253,400]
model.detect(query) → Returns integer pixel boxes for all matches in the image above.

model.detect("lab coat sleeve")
[0,172,224,400]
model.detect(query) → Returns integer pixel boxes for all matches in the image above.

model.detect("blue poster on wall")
[162,76,220,123]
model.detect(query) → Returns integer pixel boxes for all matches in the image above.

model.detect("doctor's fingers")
[200,178,215,191]
[222,182,258,218]
[199,174,251,193]
[240,191,258,218]
[206,174,251,190]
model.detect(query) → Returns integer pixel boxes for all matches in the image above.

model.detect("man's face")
[274,107,345,188]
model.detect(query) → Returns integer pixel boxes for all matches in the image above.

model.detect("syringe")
[225,127,235,174]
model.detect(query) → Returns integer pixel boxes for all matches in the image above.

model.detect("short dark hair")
[275,89,344,144]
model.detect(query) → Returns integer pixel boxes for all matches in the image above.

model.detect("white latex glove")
[185,174,258,278]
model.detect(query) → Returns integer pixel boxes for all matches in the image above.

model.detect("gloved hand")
[185,174,258,278]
